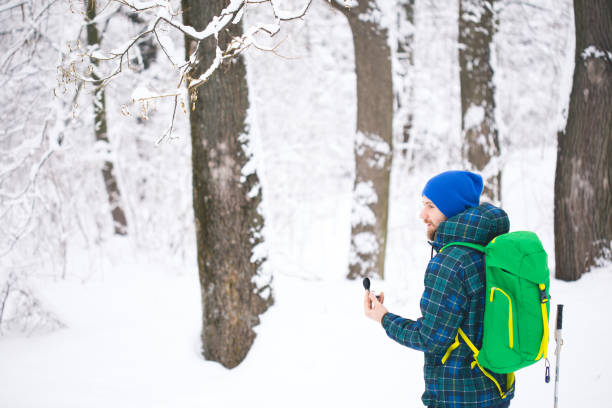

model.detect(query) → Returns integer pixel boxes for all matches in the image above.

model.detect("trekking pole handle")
[556,304,563,330]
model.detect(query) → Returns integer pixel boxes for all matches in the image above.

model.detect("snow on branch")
[64,2,312,87]
[60,0,313,140]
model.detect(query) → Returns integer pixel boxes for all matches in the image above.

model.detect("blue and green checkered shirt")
[382,203,514,408]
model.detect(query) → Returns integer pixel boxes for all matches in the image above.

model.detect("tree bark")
[554,0,612,281]
[182,0,273,368]
[84,0,128,235]
[332,1,393,280]
[459,0,501,202]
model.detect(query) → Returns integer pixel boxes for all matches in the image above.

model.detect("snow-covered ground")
[2,0,606,407]
[2,145,610,407]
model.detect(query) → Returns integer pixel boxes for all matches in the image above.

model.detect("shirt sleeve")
[381,255,468,355]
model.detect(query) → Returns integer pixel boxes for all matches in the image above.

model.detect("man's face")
[419,196,447,240]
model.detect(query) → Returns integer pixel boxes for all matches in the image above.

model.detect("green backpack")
[439,231,550,399]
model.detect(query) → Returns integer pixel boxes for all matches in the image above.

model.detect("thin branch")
[153,28,178,66]
[0,120,55,201]
[251,35,302,60]
[0,198,37,257]
[0,281,11,334]
[270,0,314,21]
[0,0,26,14]
[98,4,123,44]
[155,94,180,145]
[0,0,58,74]
[114,0,172,13]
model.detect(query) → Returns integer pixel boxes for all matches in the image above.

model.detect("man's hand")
[364,290,388,323]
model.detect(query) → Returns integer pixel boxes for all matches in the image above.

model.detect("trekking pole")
[553,304,564,408]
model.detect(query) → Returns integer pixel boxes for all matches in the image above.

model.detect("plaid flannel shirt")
[382,203,514,408]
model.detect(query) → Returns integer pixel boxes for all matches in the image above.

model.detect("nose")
[419,207,426,221]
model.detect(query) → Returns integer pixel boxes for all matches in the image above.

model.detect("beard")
[426,225,437,241]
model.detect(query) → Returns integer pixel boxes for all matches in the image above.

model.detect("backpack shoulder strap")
[440,241,486,253]
[442,328,515,400]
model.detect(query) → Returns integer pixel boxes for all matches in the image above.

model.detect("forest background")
[1,0,611,407]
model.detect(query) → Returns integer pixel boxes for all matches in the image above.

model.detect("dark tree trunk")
[459,0,501,202]
[332,1,393,280]
[182,0,273,368]
[84,0,128,236]
[554,0,612,281]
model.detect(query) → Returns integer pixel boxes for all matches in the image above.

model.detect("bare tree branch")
[0,0,58,74]
[61,0,315,125]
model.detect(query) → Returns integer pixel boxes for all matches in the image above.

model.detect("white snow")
[2,146,609,407]
[464,104,485,130]
[351,181,378,227]
[1,0,607,408]
[581,45,612,61]
[355,131,391,158]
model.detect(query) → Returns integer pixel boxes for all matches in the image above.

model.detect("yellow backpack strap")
[507,372,515,389]
[441,328,515,400]
[470,356,513,399]
[535,283,549,360]
[441,332,461,364]
[457,328,479,354]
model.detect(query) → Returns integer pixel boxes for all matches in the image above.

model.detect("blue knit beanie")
[422,171,484,218]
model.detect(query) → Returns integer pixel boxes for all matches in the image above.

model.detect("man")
[364,170,513,408]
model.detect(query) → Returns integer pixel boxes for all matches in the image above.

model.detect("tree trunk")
[334,0,393,280]
[84,0,128,235]
[554,0,612,281]
[458,0,501,202]
[182,0,273,368]
[396,0,415,158]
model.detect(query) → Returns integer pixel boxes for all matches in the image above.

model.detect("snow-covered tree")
[57,0,317,367]
[0,0,84,334]
[554,0,612,281]
[181,0,274,369]
[459,0,501,202]
[84,0,128,235]
[331,0,393,280]
[394,0,415,158]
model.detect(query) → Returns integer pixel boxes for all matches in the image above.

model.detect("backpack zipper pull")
[545,358,551,383]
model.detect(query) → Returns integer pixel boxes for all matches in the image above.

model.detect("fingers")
[368,291,379,305]
[364,287,388,323]
[364,290,372,311]
[364,291,389,323]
